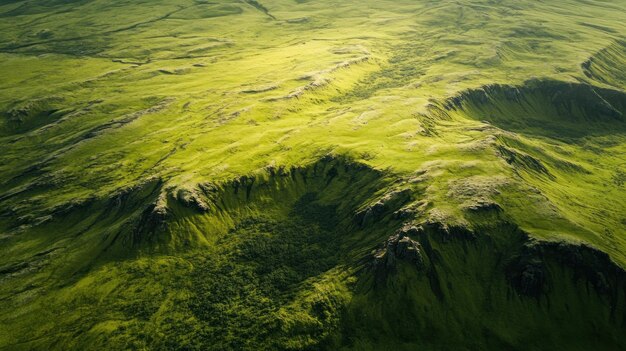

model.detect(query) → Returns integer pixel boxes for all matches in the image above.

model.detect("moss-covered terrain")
[1,0,625,350]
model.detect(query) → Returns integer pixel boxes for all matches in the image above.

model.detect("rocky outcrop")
[356,189,411,226]
[176,188,211,212]
[131,200,169,246]
[464,199,502,212]
[372,228,425,282]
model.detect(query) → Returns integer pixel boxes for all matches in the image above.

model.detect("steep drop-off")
[436,79,626,140]
[2,157,625,350]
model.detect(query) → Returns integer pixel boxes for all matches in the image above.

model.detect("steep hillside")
[1,0,625,350]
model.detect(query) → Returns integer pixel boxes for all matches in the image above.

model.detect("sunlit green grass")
[0,0,625,349]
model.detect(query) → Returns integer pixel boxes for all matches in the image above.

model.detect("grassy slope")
[0,0,625,349]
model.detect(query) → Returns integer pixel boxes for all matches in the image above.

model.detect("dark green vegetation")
[1,0,625,350]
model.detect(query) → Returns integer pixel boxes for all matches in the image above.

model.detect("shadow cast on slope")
[437,79,626,141]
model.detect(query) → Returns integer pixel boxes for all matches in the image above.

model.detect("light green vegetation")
[0,0,625,349]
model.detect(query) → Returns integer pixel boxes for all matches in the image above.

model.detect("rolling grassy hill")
[0,0,625,349]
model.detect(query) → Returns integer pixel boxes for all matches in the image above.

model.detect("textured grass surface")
[1,0,626,349]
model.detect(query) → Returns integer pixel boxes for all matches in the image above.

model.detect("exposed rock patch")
[447,176,508,213]
[372,228,425,282]
[355,189,411,226]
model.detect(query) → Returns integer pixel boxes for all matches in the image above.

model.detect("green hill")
[0,0,625,349]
